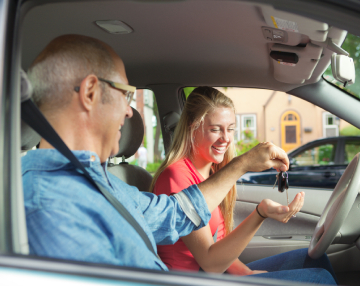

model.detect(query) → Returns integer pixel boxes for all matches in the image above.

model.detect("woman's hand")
[226,259,268,276]
[258,192,305,223]
[248,270,268,275]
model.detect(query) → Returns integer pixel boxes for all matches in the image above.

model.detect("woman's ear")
[78,75,100,111]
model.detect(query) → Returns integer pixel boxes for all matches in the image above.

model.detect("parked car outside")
[238,136,360,189]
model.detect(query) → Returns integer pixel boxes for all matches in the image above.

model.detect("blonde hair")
[150,86,237,235]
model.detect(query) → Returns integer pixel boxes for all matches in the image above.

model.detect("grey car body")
[238,136,360,189]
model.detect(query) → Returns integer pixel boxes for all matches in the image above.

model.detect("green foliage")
[243,129,254,140]
[146,161,163,174]
[183,87,196,98]
[340,125,360,136]
[143,135,147,149]
[129,159,137,165]
[345,143,360,163]
[318,145,334,165]
[235,139,259,156]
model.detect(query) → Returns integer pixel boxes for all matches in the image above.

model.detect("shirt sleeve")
[136,185,211,245]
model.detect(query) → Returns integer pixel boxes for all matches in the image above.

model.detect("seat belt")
[21,97,157,257]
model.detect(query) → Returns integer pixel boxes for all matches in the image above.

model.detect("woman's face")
[192,107,235,165]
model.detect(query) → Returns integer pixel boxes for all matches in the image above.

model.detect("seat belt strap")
[21,99,157,257]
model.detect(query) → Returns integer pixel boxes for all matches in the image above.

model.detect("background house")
[220,88,351,152]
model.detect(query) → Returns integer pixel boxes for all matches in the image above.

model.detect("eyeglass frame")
[74,77,136,104]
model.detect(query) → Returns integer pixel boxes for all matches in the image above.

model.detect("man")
[22,35,300,270]
[137,144,147,169]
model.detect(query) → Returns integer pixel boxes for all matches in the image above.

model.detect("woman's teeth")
[212,146,226,151]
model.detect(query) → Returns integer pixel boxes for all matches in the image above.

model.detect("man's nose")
[126,104,133,118]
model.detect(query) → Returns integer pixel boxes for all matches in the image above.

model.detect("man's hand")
[199,142,290,213]
[258,192,305,223]
[240,142,289,173]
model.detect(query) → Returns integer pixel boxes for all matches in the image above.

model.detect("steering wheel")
[308,153,360,259]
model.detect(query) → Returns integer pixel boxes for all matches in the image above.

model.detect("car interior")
[2,0,360,285]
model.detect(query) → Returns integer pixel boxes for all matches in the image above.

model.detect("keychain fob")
[278,171,289,193]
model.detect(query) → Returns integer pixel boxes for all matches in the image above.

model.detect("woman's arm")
[226,259,267,276]
[182,192,305,273]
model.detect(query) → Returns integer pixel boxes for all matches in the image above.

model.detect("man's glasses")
[74,77,136,104]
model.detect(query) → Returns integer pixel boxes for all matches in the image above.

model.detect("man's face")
[97,56,133,159]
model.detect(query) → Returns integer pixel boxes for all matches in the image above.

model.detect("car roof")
[19,1,353,91]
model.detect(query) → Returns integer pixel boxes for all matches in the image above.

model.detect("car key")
[277,171,287,193]
[282,172,296,217]
[273,171,295,217]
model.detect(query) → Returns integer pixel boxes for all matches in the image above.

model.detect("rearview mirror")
[331,54,355,86]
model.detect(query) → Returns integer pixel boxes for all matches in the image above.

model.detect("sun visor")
[270,43,323,84]
[260,6,328,42]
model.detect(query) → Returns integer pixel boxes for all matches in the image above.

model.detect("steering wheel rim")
[308,153,360,259]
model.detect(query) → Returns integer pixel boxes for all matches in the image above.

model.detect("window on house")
[323,112,339,137]
[235,114,241,142]
[241,114,257,141]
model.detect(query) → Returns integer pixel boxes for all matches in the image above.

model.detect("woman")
[150,87,338,284]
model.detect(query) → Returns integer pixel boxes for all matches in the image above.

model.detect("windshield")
[323,33,360,98]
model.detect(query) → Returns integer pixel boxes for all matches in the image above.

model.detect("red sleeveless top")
[154,158,225,271]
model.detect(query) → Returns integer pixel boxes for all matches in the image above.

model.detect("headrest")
[114,107,144,159]
[20,69,40,150]
[163,111,180,133]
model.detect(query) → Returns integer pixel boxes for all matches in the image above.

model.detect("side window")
[344,140,360,164]
[181,87,358,189]
[111,89,164,175]
[291,143,337,167]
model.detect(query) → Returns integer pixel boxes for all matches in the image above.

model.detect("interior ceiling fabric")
[21,1,346,91]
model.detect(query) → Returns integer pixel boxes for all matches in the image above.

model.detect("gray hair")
[27,35,116,111]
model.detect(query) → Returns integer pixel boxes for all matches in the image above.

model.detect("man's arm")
[198,142,289,214]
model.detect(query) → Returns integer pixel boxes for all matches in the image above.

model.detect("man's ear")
[78,75,100,111]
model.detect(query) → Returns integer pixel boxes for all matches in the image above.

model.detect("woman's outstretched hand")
[258,192,305,223]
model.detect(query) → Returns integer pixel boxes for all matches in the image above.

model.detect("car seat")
[108,107,153,192]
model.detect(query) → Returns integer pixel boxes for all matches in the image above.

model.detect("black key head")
[278,171,285,193]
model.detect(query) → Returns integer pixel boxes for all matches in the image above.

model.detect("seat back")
[108,107,153,192]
